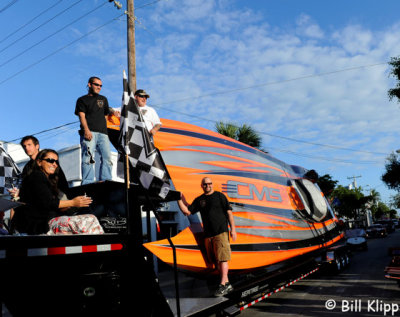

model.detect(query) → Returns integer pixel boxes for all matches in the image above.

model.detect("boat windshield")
[345,228,366,238]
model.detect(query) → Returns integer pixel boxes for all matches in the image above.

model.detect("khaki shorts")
[205,231,231,263]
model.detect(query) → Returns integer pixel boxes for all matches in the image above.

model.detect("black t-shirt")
[189,191,232,238]
[75,94,110,135]
[15,170,61,234]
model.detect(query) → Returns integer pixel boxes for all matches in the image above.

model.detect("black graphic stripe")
[230,202,296,218]
[159,226,342,253]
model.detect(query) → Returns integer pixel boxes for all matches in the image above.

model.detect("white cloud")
[296,14,324,39]
[332,25,374,54]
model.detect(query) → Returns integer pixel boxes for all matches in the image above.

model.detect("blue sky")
[1,0,400,206]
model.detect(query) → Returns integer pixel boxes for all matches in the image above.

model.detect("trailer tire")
[334,255,342,273]
[343,253,350,267]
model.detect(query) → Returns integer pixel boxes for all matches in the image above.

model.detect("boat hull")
[138,118,344,272]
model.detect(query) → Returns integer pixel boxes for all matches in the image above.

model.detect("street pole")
[347,175,361,189]
[127,0,137,92]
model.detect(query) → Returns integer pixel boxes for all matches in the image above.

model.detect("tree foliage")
[381,153,400,191]
[389,193,400,211]
[331,186,369,219]
[332,185,393,220]
[216,121,262,149]
[316,174,338,198]
[215,122,237,139]
[388,57,400,102]
[372,202,391,220]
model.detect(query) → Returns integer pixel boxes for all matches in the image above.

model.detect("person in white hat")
[134,89,161,138]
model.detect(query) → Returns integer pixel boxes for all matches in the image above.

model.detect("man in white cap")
[134,89,161,137]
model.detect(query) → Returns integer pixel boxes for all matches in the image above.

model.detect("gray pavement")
[240,229,400,317]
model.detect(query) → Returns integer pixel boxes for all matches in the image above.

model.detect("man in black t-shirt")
[75,76,119,185]
[178,177,237,297]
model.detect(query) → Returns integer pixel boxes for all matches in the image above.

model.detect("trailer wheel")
[343,253,350,267]
[334,255,342,272]
[340,255,346,269]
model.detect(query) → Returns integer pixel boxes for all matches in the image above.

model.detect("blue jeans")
[80,132,112,185]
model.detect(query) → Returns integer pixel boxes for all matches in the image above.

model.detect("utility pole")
[127,0,137,92]
[347,175,362,189]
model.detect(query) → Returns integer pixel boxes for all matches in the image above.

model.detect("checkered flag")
[117,71,170,199]
[0,145,21,196]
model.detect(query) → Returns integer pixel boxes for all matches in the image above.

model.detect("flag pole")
[125,155,130,188]
[126,0,136,236]
[122,70,131,235]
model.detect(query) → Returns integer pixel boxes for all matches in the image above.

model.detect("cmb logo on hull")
[222,180,282,202]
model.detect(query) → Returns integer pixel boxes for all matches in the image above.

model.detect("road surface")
[240,229,400,317]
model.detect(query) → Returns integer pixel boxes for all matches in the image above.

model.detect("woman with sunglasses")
[14,149,93,234]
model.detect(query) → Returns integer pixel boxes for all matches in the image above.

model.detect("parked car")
[375,220,396,233]
[345,228,368,250]
[366,224,387,238]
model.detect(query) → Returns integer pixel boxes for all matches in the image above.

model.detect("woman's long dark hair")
[34,149,60,196]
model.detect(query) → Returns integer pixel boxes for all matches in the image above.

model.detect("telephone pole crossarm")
[347,175,362,189]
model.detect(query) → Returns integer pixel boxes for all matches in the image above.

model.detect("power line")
[0,0,83,54]
[4,118,382,165]
[136,0,166,10]
[152,62,388,108]
[1,55,387,157]
[0,13,124,86]
[0,0,18,14]
[0,0,63,45]
[268,146,381,165]
[0,1,108,69]
[4,121,79,144]
[258,129,387,156]
[147,62,389,156]
[151,100,388,156]
[0,1,390,158]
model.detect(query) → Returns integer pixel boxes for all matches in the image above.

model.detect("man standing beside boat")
[178,177,237,297]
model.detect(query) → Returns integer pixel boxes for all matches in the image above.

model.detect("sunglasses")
[43,158,59,165]
[203,182,212,186]
[91,83,102,87]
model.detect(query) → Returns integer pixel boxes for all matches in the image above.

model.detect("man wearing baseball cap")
[134,89,162,138]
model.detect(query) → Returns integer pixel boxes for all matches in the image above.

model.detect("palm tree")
[215,122,237,139]
[215,121,262,149]
[236,124,262,148]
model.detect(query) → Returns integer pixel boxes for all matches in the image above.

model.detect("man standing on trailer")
[178,177,237,297]
[134,89,161,138]
[75,76,120,185]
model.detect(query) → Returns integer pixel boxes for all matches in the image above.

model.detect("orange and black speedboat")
[143,119,344,273]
